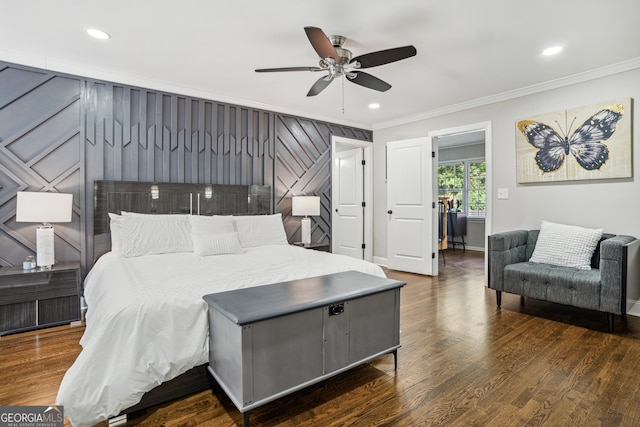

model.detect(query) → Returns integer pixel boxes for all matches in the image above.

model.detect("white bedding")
[56,245,385,427]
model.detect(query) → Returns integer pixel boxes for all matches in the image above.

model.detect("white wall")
[373,68,640,260]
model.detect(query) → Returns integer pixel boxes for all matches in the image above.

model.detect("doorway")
[430,122,492,273]
[331,136,373,261]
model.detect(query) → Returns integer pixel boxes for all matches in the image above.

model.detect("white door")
[333,148,364,259]
[386,137,434,275]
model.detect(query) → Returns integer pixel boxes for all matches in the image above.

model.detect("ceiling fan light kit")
[255,26,417,97]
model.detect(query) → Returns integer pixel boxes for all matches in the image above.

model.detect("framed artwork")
[516,98,632,183]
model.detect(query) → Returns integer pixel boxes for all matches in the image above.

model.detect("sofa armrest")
[600,235,637,315]
[488,230,529,291]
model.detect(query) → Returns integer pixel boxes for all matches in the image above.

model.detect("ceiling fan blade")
[307,76,334,97]
[304,26,339,60]
[350,45,417,69]
[348,72,391,92]
[255,66,323,72]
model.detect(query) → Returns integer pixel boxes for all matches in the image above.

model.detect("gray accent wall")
[276,115,371,246]
[0,61,372,274]
[0,64,83,270]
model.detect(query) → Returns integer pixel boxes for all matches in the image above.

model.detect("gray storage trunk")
[203,270,404,425]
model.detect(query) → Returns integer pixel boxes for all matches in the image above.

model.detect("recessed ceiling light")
[368,103,380,110]
[542,45,563,56]
[86,28,111,40]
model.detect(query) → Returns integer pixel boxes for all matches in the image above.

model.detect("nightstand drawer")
[0,280,38,304]
[39,296,80,325]
[36,271,79,299]
[0,301,36,331]
[0,262,81,335]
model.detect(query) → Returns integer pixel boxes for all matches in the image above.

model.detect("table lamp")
[292,196,320,245]
[16,191,73,270]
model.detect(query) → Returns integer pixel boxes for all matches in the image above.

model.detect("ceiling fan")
[255,26,417,97]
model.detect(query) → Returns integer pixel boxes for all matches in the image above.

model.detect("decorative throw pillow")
[192,232,243,256]
[189,215,240,256]
[529,221,603,270]
[233,213,288,248]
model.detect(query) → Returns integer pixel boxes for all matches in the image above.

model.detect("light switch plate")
[497,188,509,199]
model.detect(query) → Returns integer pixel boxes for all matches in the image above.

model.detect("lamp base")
[301,217,311,245]
[36,225,55,269]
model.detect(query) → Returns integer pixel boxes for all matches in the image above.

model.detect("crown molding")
[373,57,640,131]
[2,48,639,134]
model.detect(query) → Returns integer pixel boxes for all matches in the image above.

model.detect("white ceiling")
[2,1,640,130]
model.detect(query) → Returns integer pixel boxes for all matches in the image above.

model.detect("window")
[438,163,464,210]
[438,159,486,217]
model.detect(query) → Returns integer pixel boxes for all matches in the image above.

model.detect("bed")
[56,181,386,427]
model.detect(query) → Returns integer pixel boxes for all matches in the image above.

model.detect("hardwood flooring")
[3,249,640,426]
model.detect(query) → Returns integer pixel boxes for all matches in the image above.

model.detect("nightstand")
[292,242,330,252]
[0,261,81,336]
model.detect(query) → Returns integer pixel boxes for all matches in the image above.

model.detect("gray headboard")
[93,180,272,261]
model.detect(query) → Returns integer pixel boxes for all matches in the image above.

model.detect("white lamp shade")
[16,192,73,223]
[292,196,320,217]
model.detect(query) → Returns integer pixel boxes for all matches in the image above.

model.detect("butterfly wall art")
[515,98,632,183]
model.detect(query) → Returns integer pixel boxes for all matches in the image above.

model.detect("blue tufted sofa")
[488,230,640,332]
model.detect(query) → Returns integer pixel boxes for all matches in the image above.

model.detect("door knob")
[335,208,339,213]
[387,210,393,214]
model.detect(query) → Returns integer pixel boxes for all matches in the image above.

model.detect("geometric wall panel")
[83,81,277,269]
[275,115,372,245]
[0,60,371,276]
[0,62,82,269]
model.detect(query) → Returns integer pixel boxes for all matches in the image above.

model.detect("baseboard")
[460,246,485,252]
[627,299,640,317]
[373,256,388,267]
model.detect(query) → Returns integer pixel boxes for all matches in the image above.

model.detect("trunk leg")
[607,313,615,333]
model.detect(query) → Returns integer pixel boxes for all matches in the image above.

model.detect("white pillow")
[192,232,243,256]
[121,211,187,218]
[189,215,240,256]
[189,215,235,235]
[108,213,123,254]
[118,214,193,257]
[233,213,288,248]
[529,221,603,270]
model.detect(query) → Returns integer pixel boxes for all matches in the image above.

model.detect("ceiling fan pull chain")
[342,75,345,114]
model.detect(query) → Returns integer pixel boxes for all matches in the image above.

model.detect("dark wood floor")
[3,249,640,426]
